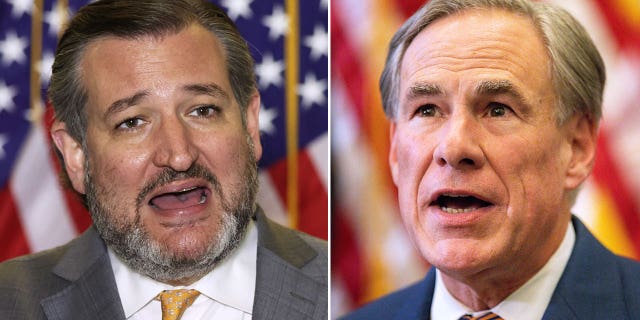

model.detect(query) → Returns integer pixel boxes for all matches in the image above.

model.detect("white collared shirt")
[431,221,575,320]
[109,220,258,320]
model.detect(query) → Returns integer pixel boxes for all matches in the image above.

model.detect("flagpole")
[285,0,300,229]
[29,0,44,124]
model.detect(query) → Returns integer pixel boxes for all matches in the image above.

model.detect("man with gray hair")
[344,0,640,319]
[0,0,327,319]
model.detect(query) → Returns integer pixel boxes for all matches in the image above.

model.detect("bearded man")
[0,1,327,319]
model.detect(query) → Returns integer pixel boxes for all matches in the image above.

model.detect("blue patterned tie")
[458,311,503,320]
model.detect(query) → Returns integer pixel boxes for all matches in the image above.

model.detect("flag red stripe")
[332,2,396,199]
[592,0,640,50]
[393,0,424,19]
[296,151,328,239]
[331,5,378,308]
[266,151,328,240]
[592,130,640,257]
[330,7,367,125]
[333,0,422,82]
[331,204,366,305]
[0,186,30,261]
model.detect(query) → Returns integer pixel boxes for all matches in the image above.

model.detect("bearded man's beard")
[83,140,258,284]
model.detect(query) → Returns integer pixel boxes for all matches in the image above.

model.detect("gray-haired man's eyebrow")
[474,79,532,114]
[407,82,445,101]
[475,80,525,103]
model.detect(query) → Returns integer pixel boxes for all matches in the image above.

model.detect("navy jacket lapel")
[543,217,629,319]
[393,269,435,320]
[252,209,326,319]
[40,227,125,320]
[345,215,640,320]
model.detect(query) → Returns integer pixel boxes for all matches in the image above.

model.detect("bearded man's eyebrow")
[183,83,230,102]
[104,91,149,120]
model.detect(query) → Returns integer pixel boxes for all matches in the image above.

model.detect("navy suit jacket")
[344,216,640,319]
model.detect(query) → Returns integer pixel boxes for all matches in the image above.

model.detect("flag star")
[297,73,327,109]
[8,0,33,18]
[0,81,19,113]
[221,0,253,20]
[256,54,284,89]
[0,134,7,159]
[0,31,29,66]
[259,105,278,135]
[44,5,68,36]
[304,25,328,61]
[38,52,55,85]
[321,0,328,10]
[262,5,289,40]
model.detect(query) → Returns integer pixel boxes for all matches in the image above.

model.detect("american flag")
[0,0,328,262]
[331,0,640,317]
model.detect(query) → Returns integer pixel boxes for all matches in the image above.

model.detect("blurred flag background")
[331,0,640,317]
[0,0,328,262]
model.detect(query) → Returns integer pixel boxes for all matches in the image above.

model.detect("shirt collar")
[432,221,575,320]
[110,219,258,317]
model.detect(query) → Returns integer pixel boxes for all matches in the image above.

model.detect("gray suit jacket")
[0,208,327,319]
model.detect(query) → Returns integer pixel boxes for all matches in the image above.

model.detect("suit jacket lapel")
[393,268,435,320]
[252,208,326,319]
[543,216,628,319]
[39,210,324,320]
[40,226,125,320]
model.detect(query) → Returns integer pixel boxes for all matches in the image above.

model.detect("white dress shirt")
[109,220,258,320]
[431,222,575,320]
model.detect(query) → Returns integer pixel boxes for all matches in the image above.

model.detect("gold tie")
[158,289,201,320]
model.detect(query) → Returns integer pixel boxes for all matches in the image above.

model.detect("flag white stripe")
[307,133,329,190]
[256,171,288,226]
[11,123,77,252]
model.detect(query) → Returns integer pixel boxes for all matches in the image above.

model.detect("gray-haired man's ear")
[388,122,399,186]
[563,114,598,191]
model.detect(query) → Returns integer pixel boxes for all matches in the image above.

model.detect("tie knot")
[158,289,201,320]
[459,311,503,320]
